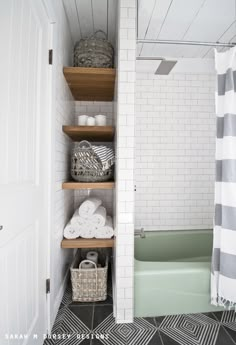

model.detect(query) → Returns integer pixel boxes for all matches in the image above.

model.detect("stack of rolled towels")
[64,197,114,239]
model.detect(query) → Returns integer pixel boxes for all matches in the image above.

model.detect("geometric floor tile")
[159,314,220,345]
[93,313,157,345]
[221,311,236,332]
[47,306,91,345]
[61,286,73,307]
[215,327,236,345]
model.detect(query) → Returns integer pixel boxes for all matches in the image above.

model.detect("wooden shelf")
[63,125,114,142]
[63,67,116,101]
[61,238,114,249]
[62,181,115,190]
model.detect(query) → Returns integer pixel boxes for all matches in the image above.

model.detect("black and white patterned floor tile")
[159,313,220,345]
[61,286,73,307]
[44,306,91,345]
[221,311,236,331]
[45,281,236,345]
[93,313,157,345]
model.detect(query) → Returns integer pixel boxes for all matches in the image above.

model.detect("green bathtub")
[134,230,223,317]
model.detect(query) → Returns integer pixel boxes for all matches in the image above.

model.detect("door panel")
[0,0,50,344]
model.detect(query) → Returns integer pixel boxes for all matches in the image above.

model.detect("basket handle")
[78,140,92,150]
[92,30,107,40]
[79,259,97,269]
[79,259,98,292]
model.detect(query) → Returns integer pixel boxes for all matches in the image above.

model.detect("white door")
[0,0,51,344]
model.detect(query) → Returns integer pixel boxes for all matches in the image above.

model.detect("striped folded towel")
[92,145,115,171]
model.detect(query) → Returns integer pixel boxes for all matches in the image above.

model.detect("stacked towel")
[64,222,81,239]
[63,197,114,239]
[91,206,106,228]
[95,216,114,239]
[78,197,101,218]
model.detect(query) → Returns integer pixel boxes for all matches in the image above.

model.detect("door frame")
[41,0,56,333]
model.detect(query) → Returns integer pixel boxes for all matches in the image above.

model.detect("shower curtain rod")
[137,39,236,48]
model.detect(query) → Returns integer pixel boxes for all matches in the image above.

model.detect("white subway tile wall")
[51,0,75,326]
[115,0,136,323]
[135,73,216,230]
[75,101,114,125]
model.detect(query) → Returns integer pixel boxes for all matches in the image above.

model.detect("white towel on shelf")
[64,222,81,239]
[79,197,102,218]
[95,216,114,239]
[90,206,107,228]
[80,222,96,239]
[71,212,88,227]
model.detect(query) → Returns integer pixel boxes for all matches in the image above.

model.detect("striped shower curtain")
[211,47,236,307]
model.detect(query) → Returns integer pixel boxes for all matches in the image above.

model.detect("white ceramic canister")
[95,114,107,126]
[87,116,96,126]
[78,115,88,125]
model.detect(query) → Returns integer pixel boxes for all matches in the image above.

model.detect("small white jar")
[87,116,96,126]
[95,114,107,126]
[78,115,88,125]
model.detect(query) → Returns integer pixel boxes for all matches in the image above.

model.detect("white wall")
[48,0,75,327]
[135,70,216,230]
[114,0,136,323]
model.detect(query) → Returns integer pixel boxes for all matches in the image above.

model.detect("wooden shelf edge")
[62,125,115,142]
[62,181,115,190]
[63,66,116,76]
[61,238,114,249]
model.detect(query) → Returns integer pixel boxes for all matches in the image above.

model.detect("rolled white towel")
[95,216,114,239]
[80,222,96,239]
[90,206,107,228]
[64,222,81,239]
[71,212,87,227]
[79,197,102,218]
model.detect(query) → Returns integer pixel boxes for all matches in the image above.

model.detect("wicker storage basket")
[70,252,108,302]
[71,140,113,182]
[74,30,114,68]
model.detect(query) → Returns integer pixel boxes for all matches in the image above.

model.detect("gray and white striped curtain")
[211,47,236,307]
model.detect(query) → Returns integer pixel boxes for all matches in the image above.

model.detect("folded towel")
[79,197,102,218]
[92,145,115,171]
[80,222,96,239]
[90,206,107,228]
[64,222,81,239]
[95,216,114,239]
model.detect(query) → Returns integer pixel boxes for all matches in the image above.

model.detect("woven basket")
[74,30,114,68]
[70,252,108,302]
[71,140,113,182]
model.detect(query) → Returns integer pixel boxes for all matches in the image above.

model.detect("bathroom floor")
[44,277,236,345]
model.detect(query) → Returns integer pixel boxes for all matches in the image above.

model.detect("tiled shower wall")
[74,101,114,215]
[135,72,216,230]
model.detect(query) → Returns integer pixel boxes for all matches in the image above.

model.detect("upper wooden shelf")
[61,238,114,249]
[62,181,115,190]
[63,67,116,101]
[63,125,114,142]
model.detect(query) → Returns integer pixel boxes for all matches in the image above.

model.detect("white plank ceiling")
[138,0,236,58]
[63,0,236,58]
[63,0,117,46]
